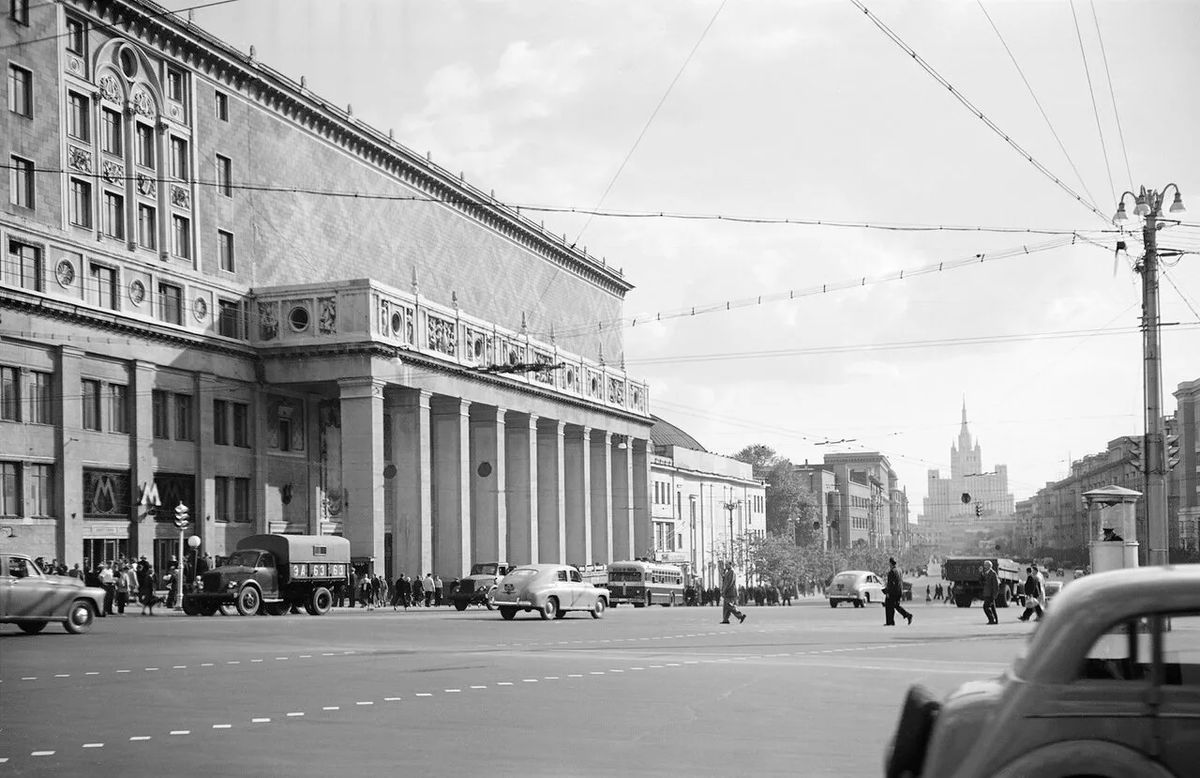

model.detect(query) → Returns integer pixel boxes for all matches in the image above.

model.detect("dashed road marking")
[85,672,99,675]
[287,713,304,717]
[82,743,103,748]
[54,674,69,678]
[213,724,231,729]
[355,701,373,706]
[31,751,55,757]
[173,665,187,669]
[130,736,151,741]
[496,682,512,687]
[446,688,461,693]
[470,685,487,689]
[323,707,339,711]
[384,697,402,701]
[251,718,270,723]
[144,667,158,671]
[170,731,190,735]
[416,693,433,697]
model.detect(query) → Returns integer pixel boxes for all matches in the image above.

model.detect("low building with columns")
[0,0,653,578]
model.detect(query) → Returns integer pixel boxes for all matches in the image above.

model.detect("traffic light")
[173,501,190,529]
[1167,435,1181,472]
[1129,437,1143,471]
[974,502,983,517]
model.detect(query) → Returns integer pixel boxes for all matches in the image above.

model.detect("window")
[69,178,92,228]
[167,69,183,101]
[170,137,188,180]
[109,384,128,433]
[174,393,193,441]
[157,281,182,324]
[89,262,117,310]
[1162,614,1200,686]
[81,379,101,431]
[28,464,52,517]
[66,18,85,55]
[214,476,229,521]
[0,366,18,421]
[213,399,229,445]
[171,215,190,258]
[135,124,155,169]
[8,64,32,117]
[216,154,231,196]
[7,240,41,291]
[67,92,90,141]
[0,462,16,516]
[102,191,125,239]
[215,91,228,121]
[218,230,234,271]
[10,0,29,25]
[29,371,51,424]
[232,402,248,447]
[277,416,292,452]
[101,108,122,155]
[138,204,156,249]
[218,299,241,338]
[9,155,33,208]
[151,390,168,439]
[233,477,249,522]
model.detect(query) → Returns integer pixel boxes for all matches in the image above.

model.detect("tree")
[732,445,820,539]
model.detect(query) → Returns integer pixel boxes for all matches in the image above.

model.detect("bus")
[606,561,685,607]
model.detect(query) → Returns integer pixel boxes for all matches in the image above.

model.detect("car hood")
[46,574,86,587]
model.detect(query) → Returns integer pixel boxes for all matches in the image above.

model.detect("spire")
[961,395,967,427]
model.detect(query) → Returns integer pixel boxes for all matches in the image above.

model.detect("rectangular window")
[232,402,248,447]
[213,399,229,445]
[101,108,122,155]
[89,262,117,310]
[233,477,250,522]
[171,215,190,258]
[81,379,101,431]
[0,462,16,516]
[10,0,29,25]
[66,18,86,55]
[277,417,292,452]
[216,154,231,196]
[7,64,32,117]
[135,123,155,169]
[29,371,51,424]
[214,476,229,521]
[151,390,168,439]
[218,230,234,272]
[218,299,241,338]
[174,393,193,441]
[167,69,183,101]
[138,204,156,249]
[102,191,124,239]
[170,137,188,180]
[69,178,92,228]
[215,91,228,121]
[109,383,128,433]
[158,282,182,324]
[29,464,53,517]
[9,155,33,208]
[8,240,42,291]
[0,366,18,421]
[67,92,90,141]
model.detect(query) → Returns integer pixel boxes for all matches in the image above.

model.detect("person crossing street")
[719,561,746,625]
[883,557,913,627]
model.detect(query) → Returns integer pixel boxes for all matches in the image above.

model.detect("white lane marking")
[275,657,288,661]
[213,724,231,729]
[226,661,240,665]
[685,661,699,665]
[344,651,355,655]
[144,667,159,671]
[21,677,37,680]
[82,743,103,748]
[117,670,131,673]
[170,730,190,735]
[323,707,339,711]
[0,758,8,763]
[568,674,583,678]
[355,701,373,706]
[54,674,70,678]
[589,671,605,675]
[251,718,270,723]
[445,689,462,693]
[416,693,433,697]
[470,685,487,689]
[250,660,263,663]
[630,667,644,671]
[384,697,402,701]
[544,676,559,680]
[666,663,681,667]
[522,679,537,683]
[86,672,99,675]
[173,665,187,669]
[609,670,624,673]
[31,751,56,756]
[300,655,312,658]
[287,713,304,717]
[322,652,336,656]
[130,736,151,741]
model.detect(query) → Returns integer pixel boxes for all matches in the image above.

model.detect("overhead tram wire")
[847,0,1112,226]
[975,0,1100,208]
[0,0,245,51]
[1068,0,1117,206]
[1089,0,1134,189]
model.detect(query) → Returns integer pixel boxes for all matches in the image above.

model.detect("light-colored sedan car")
[492,564,610,621]
[827,570,885,608]
[885,564,1200,778]
[0,553,106,634]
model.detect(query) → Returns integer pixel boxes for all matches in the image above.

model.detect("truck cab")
[450,562,514,610]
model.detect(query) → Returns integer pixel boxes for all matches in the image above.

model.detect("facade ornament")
[102,160,124,184]
[68,146,92,173]
[451,291,458,310]
[129,279,146,306]
[55,259,76,289]
[300,75,307,89]
[170,185,191,209]
[549,323,556,347]
[193,296,208,321]
[411,266,419,296]
[317,296,336,334]
[98,74,122,104]
[520,312,528,336]
[249,45,257,63]
[136,174,157,196]
[132,89,155,117]
[598,342,605,366]
[258,301,279,341]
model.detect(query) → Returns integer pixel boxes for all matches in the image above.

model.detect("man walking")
[1018,566,1044,622]
[980,560,1000,625]
[883,557,913,626]
[719,562,746,624]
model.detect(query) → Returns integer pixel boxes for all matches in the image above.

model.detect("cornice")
[76,0,635,299]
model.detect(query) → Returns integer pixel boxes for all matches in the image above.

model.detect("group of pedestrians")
[346,571,452,611]
[79,557,165,616]
[980,560,1045,625]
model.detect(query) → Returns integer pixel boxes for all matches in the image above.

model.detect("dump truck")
[183,534,350,616]
[941,556,1021,608]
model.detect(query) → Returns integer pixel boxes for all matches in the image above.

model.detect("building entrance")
[82,538,129,569]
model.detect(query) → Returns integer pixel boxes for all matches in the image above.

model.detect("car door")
[5,556,52,618]
[569,569,588,610]
[0,555,12,618]
[1154,613,1200,774]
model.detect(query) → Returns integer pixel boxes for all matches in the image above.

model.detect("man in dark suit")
[884,557,913,627]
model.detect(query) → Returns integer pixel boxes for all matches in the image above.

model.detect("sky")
[165,0,1200,522]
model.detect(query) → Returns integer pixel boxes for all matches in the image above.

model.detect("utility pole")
[1115,185,1187,567]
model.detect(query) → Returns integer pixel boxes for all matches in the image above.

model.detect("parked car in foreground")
[827,570,885,608]
[0,553,105,634]
[492,563,610,620]
[885,564,1200,778]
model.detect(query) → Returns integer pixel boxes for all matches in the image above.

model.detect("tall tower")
[950,398,982,479]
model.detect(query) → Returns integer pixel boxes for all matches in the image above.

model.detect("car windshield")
[224,551,260,567]
[471,563,499,576]
[506,568,539,578]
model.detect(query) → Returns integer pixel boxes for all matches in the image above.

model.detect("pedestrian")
[1018,566,1044,622]
[98,562,116,615]
[883,557,913,627]
[719,562,747,625]
[114,564,131,614]
[980,560,999,625]
[434,574,444,607]
[925,584,932,603]
[139,564,160,615]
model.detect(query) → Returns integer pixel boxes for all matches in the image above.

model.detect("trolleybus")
[606,560,685,607]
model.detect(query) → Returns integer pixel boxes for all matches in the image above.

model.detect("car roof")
[508,563,569,573]
[834,570,874,577]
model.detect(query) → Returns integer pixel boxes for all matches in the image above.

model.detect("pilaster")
[564,426,592,565]
[504,412,538,565]
[58,346,84,561]
[390,389,432,578]
[611,437,633,560]
[470,405,507,565]
[537,418,566,564]
[194,373,217,551]
[338,377,387,570]
[633,437,652,559]
[431,396,471,577]
[590,430,613,564]
[130,358,157,559]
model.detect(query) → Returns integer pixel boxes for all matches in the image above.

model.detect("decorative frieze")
[102,160,124,184]
[132,88,155,117]
[317,296,336,334]
[170,184,190,209]
[426,313,456,357]
[136,174,156,197]
[68,146,92,173]
[98,74,123,104]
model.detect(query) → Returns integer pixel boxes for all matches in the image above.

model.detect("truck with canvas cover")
[184,534,350,616]
[941,556,1021,608]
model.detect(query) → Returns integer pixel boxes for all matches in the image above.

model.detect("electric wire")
[0,0,244,51]
[1068,0,1116,206]
[1089,0,1133,189]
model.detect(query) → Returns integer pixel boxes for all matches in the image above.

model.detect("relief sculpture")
[318,296,336,334]
[259,301,279,341]
[427,315,457,357]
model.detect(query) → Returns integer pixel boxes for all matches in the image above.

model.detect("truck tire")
[885,684,941,778]
[199,602,218,616]
[454,601,468,611]
[18,620,48,634]
[955,596,972,608]
[997,587,1011,608]
[308,587,333,616]
[265,602,289,616]
[182,597,200,616]
[235,585,261,616]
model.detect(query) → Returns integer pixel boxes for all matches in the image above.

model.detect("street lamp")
[722,497,740,566]
[1114,184,1186,567]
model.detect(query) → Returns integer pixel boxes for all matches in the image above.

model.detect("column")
[611,437,633,561]
[431,396,471,577]
[389,389,431,578]
[590,430,613,564]
[251,385,269,535]
[338,378,386,569]
[59,347,84,561]
[504,412,538,565]
[564,426,592,566]
[194,373,217,550]
[129,358,156,559]
[470,405,507,564]
[633,438,652,559]
[537,418,566,563]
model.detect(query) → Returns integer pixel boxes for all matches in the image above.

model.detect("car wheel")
[855,599,864,608]
[199,602,218,617]
[308,587,333,616]
[887,684,941,778]
[541,597,559,621]
[182,597,200,616]
[235,585,261,616]
[499,606,517,620]
[18,620,48,634]
[64,600,96,634]
[454,601,468,611]
[485,589,496,610]
[592,597,606,619]
[829,600,838,608]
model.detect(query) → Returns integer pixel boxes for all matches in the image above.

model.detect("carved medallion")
[102,160,124,184]
[55,259,75,288]
[68,57,82,75]
[68,146,92,173]
[98,74,122,104]
[129,279,146,306]
[193,297,208,321]
[132,89,155,117]
[136,174,156,197]
[170,185,190,209]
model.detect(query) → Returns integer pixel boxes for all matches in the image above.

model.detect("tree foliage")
[732,444,820,539]
[736,532,929,589]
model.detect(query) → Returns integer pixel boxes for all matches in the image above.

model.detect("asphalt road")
[0,593,1037,778]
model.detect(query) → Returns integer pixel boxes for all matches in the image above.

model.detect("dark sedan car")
[0,553,105,634]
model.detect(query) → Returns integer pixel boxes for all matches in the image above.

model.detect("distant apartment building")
[810,452,897,549]
[1175,379,1200,552]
